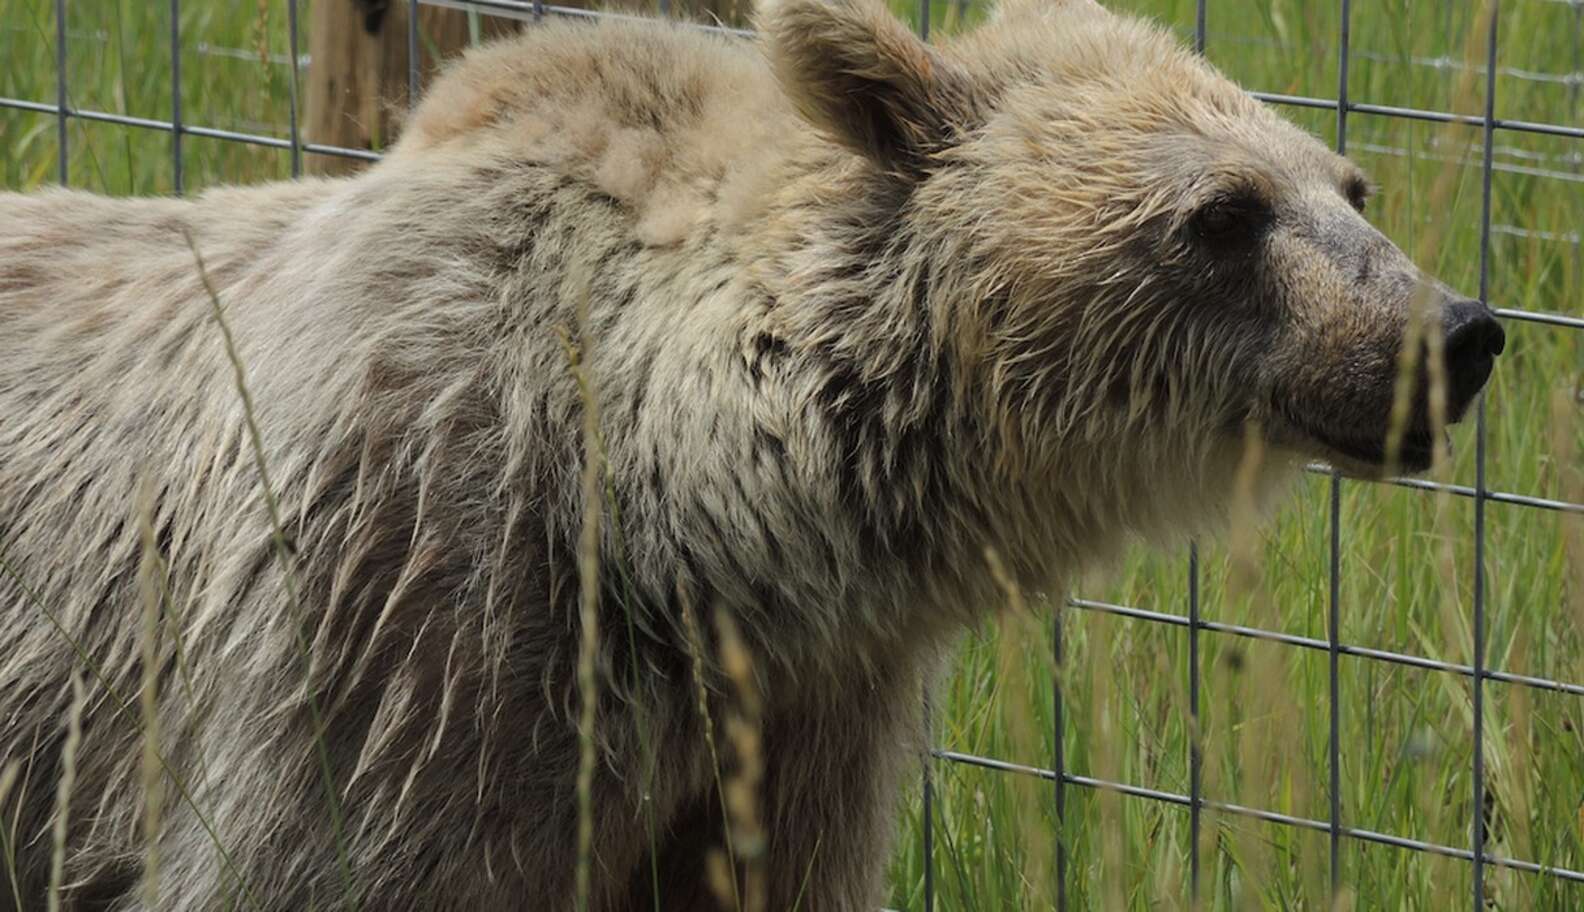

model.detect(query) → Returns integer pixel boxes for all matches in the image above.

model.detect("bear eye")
[1344,177,1370,213]
[1191,192,1270,246]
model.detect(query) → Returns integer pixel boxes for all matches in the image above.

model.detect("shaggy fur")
[0,0,1500,909]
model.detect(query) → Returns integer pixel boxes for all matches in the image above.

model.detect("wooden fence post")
[305,1,510,174]
[306,0,753,176]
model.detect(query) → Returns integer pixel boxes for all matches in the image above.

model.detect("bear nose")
[1444,298,1506,362]
[1440,297,1504,415]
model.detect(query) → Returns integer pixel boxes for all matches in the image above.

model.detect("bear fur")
[0,0,1500,908]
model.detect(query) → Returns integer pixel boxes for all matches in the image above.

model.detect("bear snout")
[1364,296,1504,472]
[1278,295,1506,475]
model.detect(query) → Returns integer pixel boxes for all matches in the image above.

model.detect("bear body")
[0,0,1502,909]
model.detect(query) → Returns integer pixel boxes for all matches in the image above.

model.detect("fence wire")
[1009,2,1582,910]
[1,0,1580,908]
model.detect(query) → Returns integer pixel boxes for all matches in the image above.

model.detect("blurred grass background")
[1,0,1580,908]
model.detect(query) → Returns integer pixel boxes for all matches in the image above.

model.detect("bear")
[0,0,1505,908]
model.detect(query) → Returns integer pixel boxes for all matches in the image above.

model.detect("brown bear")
[0,0,1504,909]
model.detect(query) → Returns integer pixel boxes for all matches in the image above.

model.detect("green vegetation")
[2,0,1580,908]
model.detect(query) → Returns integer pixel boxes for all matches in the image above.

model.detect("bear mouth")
[1305,421,1463,478]
[1311,427,1447,475]
[1273,396,1466,477]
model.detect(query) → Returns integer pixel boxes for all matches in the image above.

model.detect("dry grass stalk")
[1227,422,1267,591]
[184,229,357,904]
[705,849,737,910]
[984,548,1058,906]
[1223,422,1321,903]
[713,608,766,912]
[137,481,166,908]
[252,0,271,68]
[677,593,740,911]
[561,268,606,912]
[1076,592,1127,910]
[47,673,86,912]
[1553,384,1584,640]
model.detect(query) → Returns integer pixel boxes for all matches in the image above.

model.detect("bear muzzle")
[1326,296,1505,474]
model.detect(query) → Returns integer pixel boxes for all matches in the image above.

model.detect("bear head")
[766,0,1504,480]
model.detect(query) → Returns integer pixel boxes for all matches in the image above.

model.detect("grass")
[2,0,1581,908]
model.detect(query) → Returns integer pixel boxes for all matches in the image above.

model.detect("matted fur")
[0,0,1497,909]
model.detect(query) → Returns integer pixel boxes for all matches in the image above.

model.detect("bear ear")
[765,0,979,177]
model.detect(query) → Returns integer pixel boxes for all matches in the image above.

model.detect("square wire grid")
[922,3,1584,910]
[2,1,1582,909]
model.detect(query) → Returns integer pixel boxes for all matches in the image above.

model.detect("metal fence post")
[1188,543,1202,904]
[1328,0,1352,899]
[169,0,183,195]
[1472,2,1501,907]
[410,1,422,110]
[1053,603,1066,912]
[287,0,303,179]
[916,4,936,908]
[53,0,67,185]
[1189,6,1207,904]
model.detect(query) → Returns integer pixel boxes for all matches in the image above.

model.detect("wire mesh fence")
[1,0,1580,907]
[914,2,1583,910]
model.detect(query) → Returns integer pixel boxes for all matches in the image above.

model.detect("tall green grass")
[2,0,1580,908]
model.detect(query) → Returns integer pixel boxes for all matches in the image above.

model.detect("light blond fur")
[0,0,1497,908]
